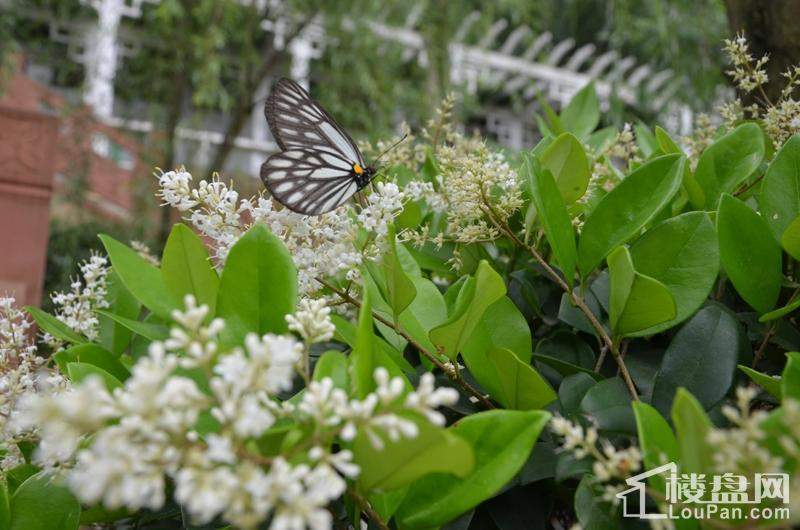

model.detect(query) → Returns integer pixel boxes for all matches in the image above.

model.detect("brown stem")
[733,172,765,197]
[348,488,390,530]
[480,199,639,400]
[316,277,495,409]
[752,322,776,368]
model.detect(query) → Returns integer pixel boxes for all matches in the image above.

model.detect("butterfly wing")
[261,148,358,215]
[265,77,365,167]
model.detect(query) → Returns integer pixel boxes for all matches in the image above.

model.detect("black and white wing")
[265,77,365,167]
[260,148,358,215]
[261,78,366,215]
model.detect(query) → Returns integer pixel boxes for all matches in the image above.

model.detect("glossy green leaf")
[94,309,169,342]
[331,313,414,375]
[67,362,123,391]
[429,260,505,360]
[9,474,80,530]
[780,214,800,259]
[655,126,681,154]
[651,304,742,415]
[486,348,556,410]
[0,476,9,530]
[539,133,591,204]
[395,410,551,528]
[97,271,139,355]
[312,350,349,391]
[760,134,800,239]
[24,306,86,345]
[628,212,719,336]
[578,154,684,278]
[216,224,297,344]
[580,378,635,433]
[635,122,658,158]
[738,364,782,399]
[694,122,765,209]
[525,156,577,288]
[53,343,130,382]
[351,289,375,399]
[383,224,417,323]
[574,475,617,530]
[532,353,601,380]
[717,193,782,313]
[632,401,678,496]
[607,246,676,337]
[671,388,713,474]
[100,234,177,320]
[161,223,219,314]
[782,351,800,401]
[560,81,599,139]
[354,413,473,492]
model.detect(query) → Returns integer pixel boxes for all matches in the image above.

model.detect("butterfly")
[260,78,377,216]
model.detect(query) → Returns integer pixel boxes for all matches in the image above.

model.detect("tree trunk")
[723,0,800,103]
[157,80,186,245]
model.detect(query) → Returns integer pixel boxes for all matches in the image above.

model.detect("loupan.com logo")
[616,462,791,521]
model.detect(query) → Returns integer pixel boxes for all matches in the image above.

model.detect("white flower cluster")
[286,297,336,344]
[156,169,412,295]
[550,415,642,505]
[0,297,62,469]
[14,296,458,529]
[46,254,110,347]
[723,34,769,94]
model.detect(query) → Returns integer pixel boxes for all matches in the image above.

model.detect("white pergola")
[8,0,692,174]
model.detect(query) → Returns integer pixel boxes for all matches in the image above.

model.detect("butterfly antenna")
[373,133,409,165]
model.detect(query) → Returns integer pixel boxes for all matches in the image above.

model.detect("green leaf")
[461,297,533,398]
[759,291,800,322]
[738,365,782,399]
[312,350,349,390]
[487,348,556,410]
[574,475,618,530]
[429,261,506,360]
[717,194,782,313]
[635,122,659,158]
[9,474,80,530]
[97,271,140,355]
[780,214,800,260]
[24,306,86,345]
[383,224,417,323]
[782,351,800,401]
[607,246,676,337]
[761,134,800,240]
[53,343,130,382]
[0,476,9,530]
[350,289,375,399]
[539,133,591,204]
[354,413,473,492]
[395,410,551,528]
[161,224,219,314]
[694,122,765,209]
[655,126,681,154]
[628,212,719,336]
[67,362,123,390]
[94,310,169,342]
[532,353,601,380]
[578,154,685,278]
[216,224,297,345]
[580,378,635,433]
[651,304,742,415]
[633,401,678,496]
[331,314,415,375]
[99,234,178,320]
[525,156,577,288]
[670,388,713,474]
[560,81,599,139]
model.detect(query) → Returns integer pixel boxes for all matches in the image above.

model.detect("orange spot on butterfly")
[353,164,364,175]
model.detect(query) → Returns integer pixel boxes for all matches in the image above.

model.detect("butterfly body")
[260,78,376,215]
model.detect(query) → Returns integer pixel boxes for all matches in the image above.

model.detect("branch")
[315,277,495,410]
[348,488,390,530]
[479,196,639,400]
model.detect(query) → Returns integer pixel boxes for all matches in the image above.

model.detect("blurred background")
[0,0,797,308]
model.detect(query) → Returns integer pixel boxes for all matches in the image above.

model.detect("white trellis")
[8,0,688,166]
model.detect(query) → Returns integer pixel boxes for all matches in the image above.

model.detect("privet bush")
[4,38,800,530]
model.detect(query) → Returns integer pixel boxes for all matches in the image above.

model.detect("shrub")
[3,42,800,530]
